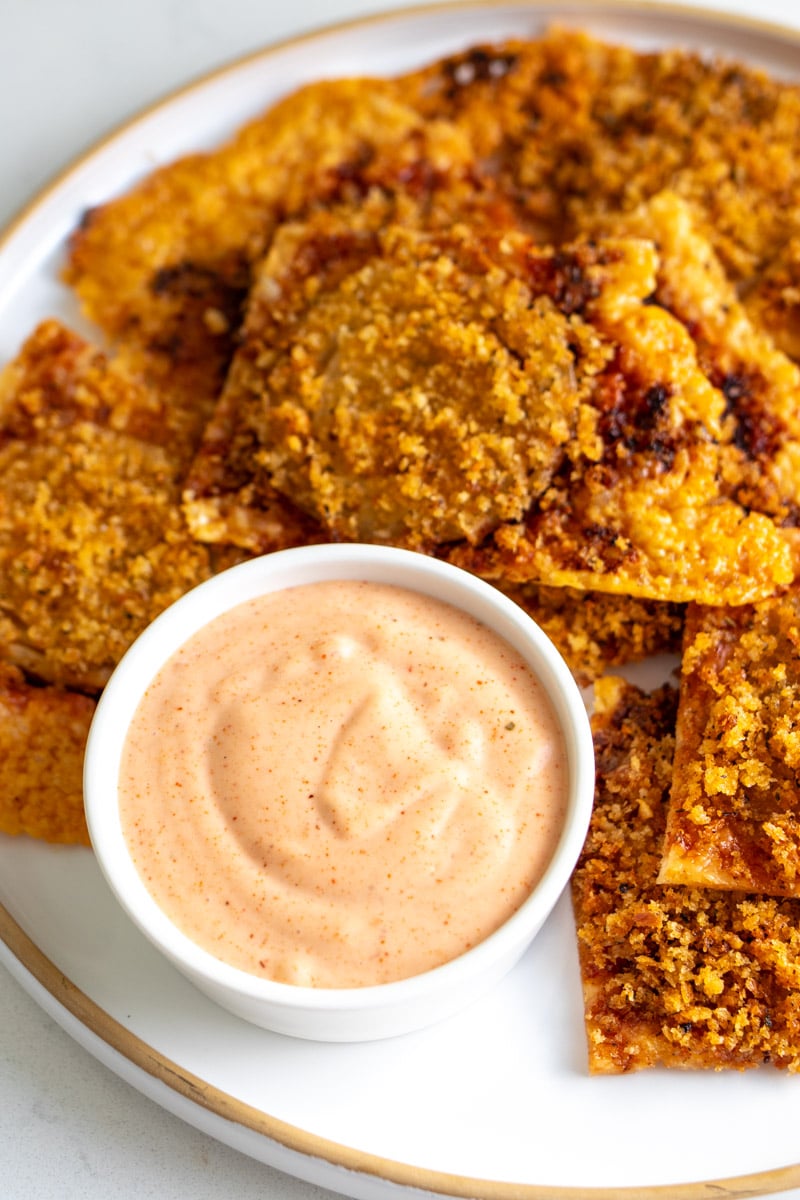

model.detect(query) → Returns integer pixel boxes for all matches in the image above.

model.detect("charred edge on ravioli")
[511,476,639,573]
[593,362,678,467]
[147,258,250,355]
[716,368,787,463]
[440,47,521,99]
[318,136,471,207]
[522,247,604,316]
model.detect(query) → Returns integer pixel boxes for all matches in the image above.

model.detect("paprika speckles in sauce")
[119,580,568,988]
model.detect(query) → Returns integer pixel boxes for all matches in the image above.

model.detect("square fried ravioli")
[185,209,796,604]
[572,675,800,1074]
[0,663,93,845]
[0,319,217,691]
[183,215,617,553]
[64,74,491,426]
[450,196,800,606]
[660,592,800,896]
[595,191,800,532]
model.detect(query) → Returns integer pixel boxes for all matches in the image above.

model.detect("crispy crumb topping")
[661,591,800,895]
[0,663,92,845]
[0,321,217,691]
[572,676,800,1074]
[500,584,683,685]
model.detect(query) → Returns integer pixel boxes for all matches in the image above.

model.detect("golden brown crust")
[9,27,800,894]
[0,663,93,845]
[410,31,800,283]
[596,191,800,530]
[449,288,798,604]
[466,189,800,601]
[64,28,800,398]
[572,676,800,1074]
[64,30,800,601]
[185,202,798,603]
[500,584,683,685]
[660,593,800,896]
[0,320,218,691]
[743,237,800,362]
[184,217,625,552]
[63,77,494,421]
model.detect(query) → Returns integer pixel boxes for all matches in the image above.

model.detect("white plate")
[2,4,800,1198]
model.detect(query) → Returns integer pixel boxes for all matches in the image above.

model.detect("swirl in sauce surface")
[119,580,568,987]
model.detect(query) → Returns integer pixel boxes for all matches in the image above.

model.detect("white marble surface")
[3,1,800,1197]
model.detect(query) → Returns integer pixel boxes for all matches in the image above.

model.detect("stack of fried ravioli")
[4,28,800,1074]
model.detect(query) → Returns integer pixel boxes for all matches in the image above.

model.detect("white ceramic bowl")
[84,544,594,1041]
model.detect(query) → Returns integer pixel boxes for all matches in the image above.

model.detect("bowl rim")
[84,542,595,1015]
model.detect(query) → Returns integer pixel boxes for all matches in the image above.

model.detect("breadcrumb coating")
[186,215,628,551]
[601,191,800,530]
[188,200,798,602]
[572,676,800,1074]
[182,181,527,551]
[0,320,217,691]
[0,663,92,845]
[450,289,798,604]
[64,77,491,422]
[660,594,800,896]
[500,584,683,685]
[64,29,800,601]
[64,26,800,391]
[410,30,800,283]
[744,236,800,362]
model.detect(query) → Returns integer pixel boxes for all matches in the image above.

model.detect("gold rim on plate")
[2,3,800,1196]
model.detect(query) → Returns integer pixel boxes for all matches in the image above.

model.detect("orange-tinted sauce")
[119,580,568,987]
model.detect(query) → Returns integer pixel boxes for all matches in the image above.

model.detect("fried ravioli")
[185,195,797,600]
[450,261,798,605]
[185,217,634,551]
[0,320,217,691]
[572,676,800,1074]
[0,663,93,845]
[64,76,490,423]
[453,193,800,604]
[743,237,800,363]
[660,593,800,896]
[64,26,800,411]
[600,191,800,530]
[411,30,800,280]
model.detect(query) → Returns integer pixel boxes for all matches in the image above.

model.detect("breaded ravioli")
[64,28,800,412]
[599,191,800,530]
[185,200,797,600]
[660,593,800,896]
[572,676,800,1074]
[185,217,633,551]
[0,663,93,845]
[64,76,493,422]
[408,31,800,282]
[0,320,218,691]
[449,254,798,605]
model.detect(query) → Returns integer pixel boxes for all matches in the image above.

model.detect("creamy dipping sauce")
[119,580,568,988]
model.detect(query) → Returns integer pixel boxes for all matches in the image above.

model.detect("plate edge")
[3,1,800,1195]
